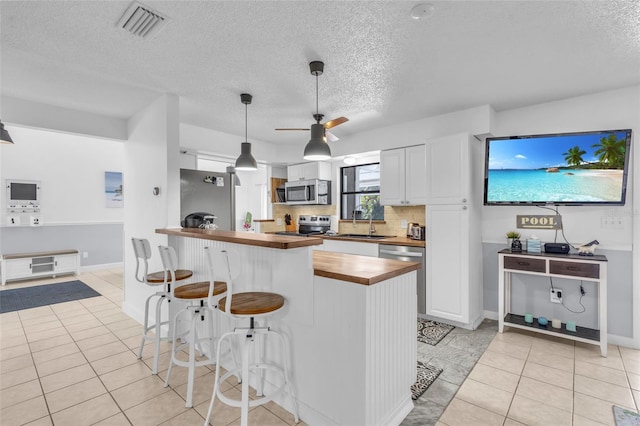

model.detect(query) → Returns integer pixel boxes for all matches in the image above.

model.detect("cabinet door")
[380,148,406,206]
[5,258,33,279]
[322,240,379,257]
[55,254,79,274]
[426,134,469,205]
[425,205,469,323]
[405,144,427,205]
[287,164,304,182]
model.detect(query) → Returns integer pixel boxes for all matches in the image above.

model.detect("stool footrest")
[217,366,287,408]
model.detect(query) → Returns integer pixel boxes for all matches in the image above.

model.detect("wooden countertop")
[156,228,323,249]
[313,251,421,285]
[322,235,426,248]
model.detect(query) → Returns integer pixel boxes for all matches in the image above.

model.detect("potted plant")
[506,231,521,247]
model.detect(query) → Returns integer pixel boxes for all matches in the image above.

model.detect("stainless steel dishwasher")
[378,244,426,315]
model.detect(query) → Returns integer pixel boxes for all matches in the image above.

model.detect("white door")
[380,148,405,206]
[405,144,427,205]
[426,134,469,205]
[426,204,469,323]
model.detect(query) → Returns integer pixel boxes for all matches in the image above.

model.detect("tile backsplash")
[261,204,425,236]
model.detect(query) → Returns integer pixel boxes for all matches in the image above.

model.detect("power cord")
[549,276,586,313]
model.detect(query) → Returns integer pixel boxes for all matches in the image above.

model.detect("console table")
[498,249,608,357]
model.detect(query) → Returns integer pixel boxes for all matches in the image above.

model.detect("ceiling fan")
[275,61,348,143]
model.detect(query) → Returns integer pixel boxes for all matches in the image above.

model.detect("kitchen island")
[156,228,418,426]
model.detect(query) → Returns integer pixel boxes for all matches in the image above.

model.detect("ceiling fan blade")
[323,116,348,129]
[275,128,310,131]
[325,130,339,142]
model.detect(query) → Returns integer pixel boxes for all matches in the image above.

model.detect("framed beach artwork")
[105,171,123,208]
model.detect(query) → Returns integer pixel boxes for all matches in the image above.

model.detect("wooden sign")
[516,215,562,230]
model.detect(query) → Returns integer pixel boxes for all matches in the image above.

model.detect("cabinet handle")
[462,206,468,210]
[567,266,580,271]
[29,263,32,269]
[462,198,467,203]
[517,262,530,266]
[55,261,58,267]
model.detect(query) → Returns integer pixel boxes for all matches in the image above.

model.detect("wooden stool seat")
[174,281,227,300]
[219,292,285,316]
[146,269,193,284]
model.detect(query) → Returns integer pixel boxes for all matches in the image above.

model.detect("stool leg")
[205,331,233,426]
[164,307,182,387]
[255,332,265,397]
[152,294,165,374]
[240,335,251,426]
[185,309,198,407]
[137,293,153,359]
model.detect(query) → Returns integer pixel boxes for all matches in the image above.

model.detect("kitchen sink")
[328,234,394,240]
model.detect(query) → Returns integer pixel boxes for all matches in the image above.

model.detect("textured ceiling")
[1,1,639,145]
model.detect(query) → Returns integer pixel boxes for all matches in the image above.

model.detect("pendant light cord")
[316,73,319,122]
[245,102,248,142]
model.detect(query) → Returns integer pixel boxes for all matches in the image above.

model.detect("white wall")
[0,125,125,266]
[484,85,639,345]
[123,94,180,322]
[1,125,124,225]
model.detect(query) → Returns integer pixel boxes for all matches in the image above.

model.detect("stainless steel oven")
[285,179,331,205]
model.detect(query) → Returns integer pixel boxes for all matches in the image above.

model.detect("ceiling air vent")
[117,1,169,39]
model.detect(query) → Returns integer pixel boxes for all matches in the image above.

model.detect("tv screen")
[9,182,38,201]
[484,129,632,206]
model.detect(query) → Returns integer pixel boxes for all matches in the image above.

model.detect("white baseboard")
[80,262,123,272]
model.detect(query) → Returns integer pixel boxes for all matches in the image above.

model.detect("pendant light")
[235,93,257,171]
[303,61,331,161]
[1,120,14,144]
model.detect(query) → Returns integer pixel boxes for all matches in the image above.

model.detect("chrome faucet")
[368,214,376,236]
[352,204,376,235]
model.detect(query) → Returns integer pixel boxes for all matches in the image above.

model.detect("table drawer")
[549,261,599,279]
[503,256,546,273]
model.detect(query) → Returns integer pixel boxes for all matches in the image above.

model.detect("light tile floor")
[2,269,639,425]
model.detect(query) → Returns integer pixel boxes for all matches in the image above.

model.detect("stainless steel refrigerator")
[180,169,236,230]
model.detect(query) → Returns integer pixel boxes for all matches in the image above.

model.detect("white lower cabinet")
[1,250,80,285]
[425,204,482,329]
[321,240,379,257]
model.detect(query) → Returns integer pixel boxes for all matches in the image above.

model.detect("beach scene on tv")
[486,131,629,203]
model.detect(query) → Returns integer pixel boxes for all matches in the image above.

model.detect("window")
[340,163,384,220]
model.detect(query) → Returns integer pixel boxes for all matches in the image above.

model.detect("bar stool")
[159,245,227,407]
[131,238,193,374]
[203,248,299,426]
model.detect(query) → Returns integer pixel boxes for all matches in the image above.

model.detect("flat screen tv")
[484,129,632,206]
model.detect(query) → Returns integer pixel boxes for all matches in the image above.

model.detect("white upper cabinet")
[425,134,470,205]
[380,145,426,206]
[288,162,332,181]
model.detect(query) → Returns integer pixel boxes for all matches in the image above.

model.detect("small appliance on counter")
[183,212,217,228]
[410,224,425,240]
[275,215,331,237]
[406,222,419,238]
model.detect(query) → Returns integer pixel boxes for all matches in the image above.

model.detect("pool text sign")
[516,215,563,230]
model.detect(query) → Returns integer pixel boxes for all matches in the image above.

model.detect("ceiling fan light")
[1,121,14,144]
[235,142,257,170]
[304,124,331,160]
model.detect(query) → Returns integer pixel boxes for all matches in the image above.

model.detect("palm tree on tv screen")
[592,134,626,169]
[562,146,587,167]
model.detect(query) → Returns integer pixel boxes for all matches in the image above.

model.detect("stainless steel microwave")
[285,179,331,205]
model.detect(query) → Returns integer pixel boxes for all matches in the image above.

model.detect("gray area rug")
[417,318,454,345]
[0,280,101,313]
[613,405,640,426]
[411,360,443,400]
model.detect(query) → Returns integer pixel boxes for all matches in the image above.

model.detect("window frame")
[339,162,383,220]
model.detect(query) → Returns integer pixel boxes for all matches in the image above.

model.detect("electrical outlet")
[401,219,408,228]
[82,252,89,259]
[276,218,282,226]
[550,288,562,304]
